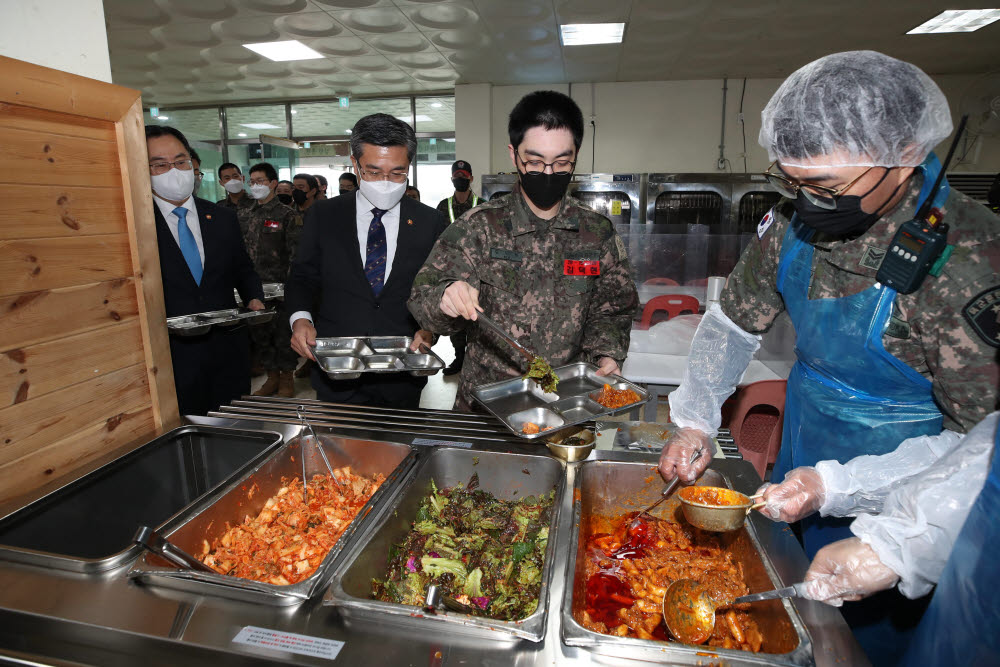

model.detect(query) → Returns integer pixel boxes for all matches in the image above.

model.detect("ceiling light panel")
[240,123,281,129]
[907,9,1000,34]
[243,40,325,61]
[559,23,626,46]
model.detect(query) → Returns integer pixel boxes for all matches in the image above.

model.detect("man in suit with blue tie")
[146,126,265,416]
[287,114,448,408]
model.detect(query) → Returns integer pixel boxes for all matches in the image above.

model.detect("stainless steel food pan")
[324,448,565,642]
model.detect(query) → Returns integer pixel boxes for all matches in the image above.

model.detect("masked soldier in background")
[243,162,303,397]
[408,91,638,410]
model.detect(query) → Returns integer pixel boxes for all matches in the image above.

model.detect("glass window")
[192,145,225,202]
[414,97,455,133]
[226,105,287,140]
[144,108,221,143]
[291,98,414,138]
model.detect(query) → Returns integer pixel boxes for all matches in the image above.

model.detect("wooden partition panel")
[0,56,178,505]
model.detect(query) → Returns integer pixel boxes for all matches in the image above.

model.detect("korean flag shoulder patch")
[757,207,776,240]
[962,285,1000,348]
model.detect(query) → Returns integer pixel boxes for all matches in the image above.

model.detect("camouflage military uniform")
[217,194,254,237]
[409,182,638,410]
[243,197,302,372]
[436,193,481,224]
[721,174,1000,433]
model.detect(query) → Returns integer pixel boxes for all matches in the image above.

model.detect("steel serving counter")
[0,408,868,667]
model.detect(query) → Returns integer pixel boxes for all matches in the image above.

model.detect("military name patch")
[490,248,523,263]
[962,286,1000,348]
[265,220,280,229]
[885,314,911,339]
[564,259,600,276]
[757,208,775,240]
[860,246,887,271]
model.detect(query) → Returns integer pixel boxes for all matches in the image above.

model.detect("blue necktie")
[364,207,388,297]
[174,206,203,285]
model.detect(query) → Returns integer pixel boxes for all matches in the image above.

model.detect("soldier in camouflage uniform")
[655,51,1000,664]
[217,163,252,223]
[243,162,302,397]
[408,91,637,410]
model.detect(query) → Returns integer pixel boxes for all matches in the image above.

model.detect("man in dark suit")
[287,113,448,408]
[146,126,265,416]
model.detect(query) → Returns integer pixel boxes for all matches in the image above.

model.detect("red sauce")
[585,572,635,628]
[608,512,655,560]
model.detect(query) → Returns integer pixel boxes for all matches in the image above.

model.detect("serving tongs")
[133,525,215,573]
[423,584,476,615]
[475,312,557,390]
[295,405,344,503]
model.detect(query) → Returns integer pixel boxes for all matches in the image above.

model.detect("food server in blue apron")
[656,50,1000,664]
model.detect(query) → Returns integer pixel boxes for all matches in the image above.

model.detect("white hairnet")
[760,50,953,169]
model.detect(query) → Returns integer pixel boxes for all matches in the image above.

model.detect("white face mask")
[151,168,195,203]
[359,178,407,211]
[250,183,272,200]
[223,178,245,194]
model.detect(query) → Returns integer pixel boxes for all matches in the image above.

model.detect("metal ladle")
[661,579,809,644]
[637,447,704,516]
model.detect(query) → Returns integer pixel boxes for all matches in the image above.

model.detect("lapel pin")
[206,214,212,220]
[407,219,413,225]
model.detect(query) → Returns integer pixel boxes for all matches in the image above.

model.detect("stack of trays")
[166,307,275,336]
[314,336,445,379]
[472,362,649,439]
[233,282,283,304]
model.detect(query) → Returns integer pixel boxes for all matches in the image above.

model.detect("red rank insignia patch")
[265,220,280,229]
[564,259,600,276]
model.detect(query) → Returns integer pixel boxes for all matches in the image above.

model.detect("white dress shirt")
[154,194,205,265]
[290,190,402,328]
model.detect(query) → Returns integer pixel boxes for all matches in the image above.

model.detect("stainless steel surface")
[128,434,416,606]
[133,526,215,573]
[481,173,646,225]
[472,362,650,439]
[679,484,757,532]
[545,428,596,463]
[313,336,446,378]
[736,583,809,605]
[645,173,779,234]
[0,414,867,667]
[475,312,537,363]
[324,447,564,643]
[561,461,817,666]
[166,307,275,336]
[234,282,284,304]
[0,426,282,573]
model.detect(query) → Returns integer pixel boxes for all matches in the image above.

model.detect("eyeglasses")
[358,167,409,183]
[516,152,575,175]
[249,179,272,186]
[763,161,875,210]
[149,158,193,175]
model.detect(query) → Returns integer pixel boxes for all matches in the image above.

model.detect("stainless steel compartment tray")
[472,362,649,439]
[128,435,417,606]
[313,337,445,378]
[234,282,283,304]
[0,426,283,573]
[166,307,275,336]
[324,448,565,642]
[561,461,814,665]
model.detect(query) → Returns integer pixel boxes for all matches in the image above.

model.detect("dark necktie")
[364,207,388,297]
[173,206,203,285]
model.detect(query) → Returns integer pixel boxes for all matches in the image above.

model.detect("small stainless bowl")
[545,428,596,462]
[678,485,757,532]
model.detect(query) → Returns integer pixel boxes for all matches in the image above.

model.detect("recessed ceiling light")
[346,129,352,134]
[559,22,626,46]
[238,132,247,137]
[291,109,298,114]
[240,123,280,130]
[907,9,1000,34]
[443,138,456,143]
[156,115,169,120]
[431,102,443,108]
[395,115,432,123]
[243,40,325,62]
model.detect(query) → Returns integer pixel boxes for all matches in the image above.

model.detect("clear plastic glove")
[657,428,714,484]
[801,537,900,607]
[757,467,825,523]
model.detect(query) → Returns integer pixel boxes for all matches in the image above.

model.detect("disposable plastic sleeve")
[850,412,997,599]
[667,302,760,437]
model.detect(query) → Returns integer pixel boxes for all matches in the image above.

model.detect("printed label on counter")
[233,626,344,660]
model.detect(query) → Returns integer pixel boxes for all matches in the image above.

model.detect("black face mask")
[276,193,293,205]
[292,189,308,205]
[339,188,351,196]
[792,169,898,238]
[452,177,470,193]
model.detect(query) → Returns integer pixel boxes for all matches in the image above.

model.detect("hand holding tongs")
[296,405,343,503]
[133,525,215,573]
[639,447,705,516]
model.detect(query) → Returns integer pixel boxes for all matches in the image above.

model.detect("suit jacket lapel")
[193,199,213,284]
[383,197,417,293]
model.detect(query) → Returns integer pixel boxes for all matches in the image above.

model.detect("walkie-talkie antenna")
[917,113,968,226]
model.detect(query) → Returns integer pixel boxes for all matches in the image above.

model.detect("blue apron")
[899,422,1000,666]
[773,156,949,664]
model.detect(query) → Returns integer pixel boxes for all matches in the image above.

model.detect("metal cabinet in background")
[646,173,781,234]
[480,173,646,225]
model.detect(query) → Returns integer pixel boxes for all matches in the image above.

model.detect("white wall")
[0,0,111,83]
[456,74,999,184]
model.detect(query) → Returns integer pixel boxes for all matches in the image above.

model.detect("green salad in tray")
[371,473,555,621]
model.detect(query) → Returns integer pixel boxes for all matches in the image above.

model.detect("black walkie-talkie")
[876,115,968,294]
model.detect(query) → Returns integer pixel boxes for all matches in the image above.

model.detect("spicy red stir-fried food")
[198,468,384,585]
[679,486,751,507]
[578,512,764,652]
[593,384,641,409]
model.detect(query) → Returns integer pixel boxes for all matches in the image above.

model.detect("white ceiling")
[105,0,1000,107]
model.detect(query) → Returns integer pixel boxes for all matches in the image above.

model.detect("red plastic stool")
[639,294,701,329]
